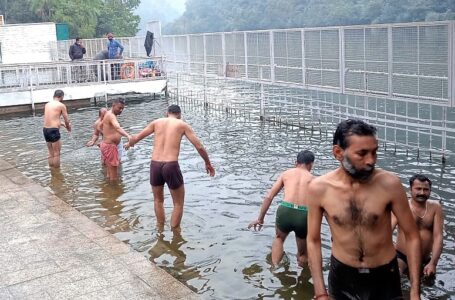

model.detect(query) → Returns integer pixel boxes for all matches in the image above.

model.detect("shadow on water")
[0,96,454,299]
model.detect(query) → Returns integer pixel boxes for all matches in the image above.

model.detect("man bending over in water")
[43,89,71,168]
[307,119,421,300]
[392,174,444,282]
[101,98,130,181]
[86,107,107,147]
[249,150,315,267]
[125,104,215,229]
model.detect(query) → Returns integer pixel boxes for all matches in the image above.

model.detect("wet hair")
[53,89,64,99]
[297,150,315,164]
[112,98,125,105]
[168,104,181,114]
[333,119,377,149]
[409,174,432,188]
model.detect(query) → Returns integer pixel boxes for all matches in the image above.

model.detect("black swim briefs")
[328,255,403,300]
[150,160,184,189]
[43,127,61,143]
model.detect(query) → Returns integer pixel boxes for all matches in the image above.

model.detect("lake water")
[0,96,453,299]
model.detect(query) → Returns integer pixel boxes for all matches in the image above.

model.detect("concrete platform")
[0,159,199,299]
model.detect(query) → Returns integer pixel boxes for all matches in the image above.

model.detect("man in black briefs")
[125,105,215,229]
[306,119,421,300]
[43,90,71,168]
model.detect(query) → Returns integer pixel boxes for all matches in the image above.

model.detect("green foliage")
[164,0,455,34]
[0,0,140,38]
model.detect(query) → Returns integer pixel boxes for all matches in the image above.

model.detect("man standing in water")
[249,150,314,267]
[43,89,71,168]
[306,119,421,300]
[86,107,107,147]
[393,174,444,280]
[100,98,130,181]
[125,104,215,229]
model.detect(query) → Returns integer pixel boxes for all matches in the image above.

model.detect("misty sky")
[135,0,187,35]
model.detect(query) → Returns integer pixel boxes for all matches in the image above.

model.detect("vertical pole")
[302,29,306,87]
[29,66,35,113]
[388,25,393,98]
[339,27,345,94]
[222,33,226,77]
[449,21,454,106]
[244,32,248,79]
[187,35,191,73]
[270,30,275,83]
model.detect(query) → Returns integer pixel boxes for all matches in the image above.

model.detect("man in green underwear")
[249,150,315,267]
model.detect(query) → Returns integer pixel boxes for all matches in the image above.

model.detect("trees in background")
[0,0,140,38]
[165,0,455,34]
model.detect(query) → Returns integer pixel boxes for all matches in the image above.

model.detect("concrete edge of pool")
[0,159,200,299]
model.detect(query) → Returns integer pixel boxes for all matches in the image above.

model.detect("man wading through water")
[306,119,421,300]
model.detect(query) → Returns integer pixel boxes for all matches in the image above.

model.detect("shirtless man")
[43,89,71,168]
[125,104,215,229]
[392,174,444,280]
[307,119,421,300]
[249,150,314,267]
[86,107,107,147]
[100,98,130,181]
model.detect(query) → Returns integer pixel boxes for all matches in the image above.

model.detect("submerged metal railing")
[0,57,166,92]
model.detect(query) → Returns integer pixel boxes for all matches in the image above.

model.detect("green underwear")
[279,201,308,211]
[275,201,308,239]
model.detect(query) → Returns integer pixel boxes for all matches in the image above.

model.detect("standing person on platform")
[393,174,444,281]
[248,150,315,268]
[43,89,71,168]
[69,37,86,61]
[106,33,124,80]
[124,104,215,230]
[306,119,422,300]
[100,98,130,181]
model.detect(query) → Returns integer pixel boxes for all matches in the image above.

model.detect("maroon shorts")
[150,161,184,189]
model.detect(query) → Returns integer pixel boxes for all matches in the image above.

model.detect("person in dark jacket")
[69,38,86,61]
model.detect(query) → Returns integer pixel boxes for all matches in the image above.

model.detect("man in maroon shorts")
[125,105,215,229]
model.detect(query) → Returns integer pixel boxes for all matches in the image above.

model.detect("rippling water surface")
[0,97,453,299]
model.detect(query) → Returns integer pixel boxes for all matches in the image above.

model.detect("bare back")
[310,168,406,268]
[151,117,187,161]
[281,167,313,206]
[43,100,67,128]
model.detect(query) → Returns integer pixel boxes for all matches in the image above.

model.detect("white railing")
[160,21,455,107]
[0,57,166,92]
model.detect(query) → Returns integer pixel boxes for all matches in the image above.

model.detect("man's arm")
[307,180,328,299]
[424,202,444,277]
[110,115,130,140]
[184,125,215,176]
[125,121,155,149]
[86,125,101,147]
[117,41,124,55]
[248,175,284,230]
[69,45,74,60]
[390,177,421,299]
[61,105,71,132]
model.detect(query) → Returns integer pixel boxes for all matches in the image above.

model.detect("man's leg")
[152,185,166,226]
[46,142,54,167]
[271,228,289,266]
[295,237,308,267]
[169,185,185,229]
[107,165,118,181]
[49,140,62,168]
